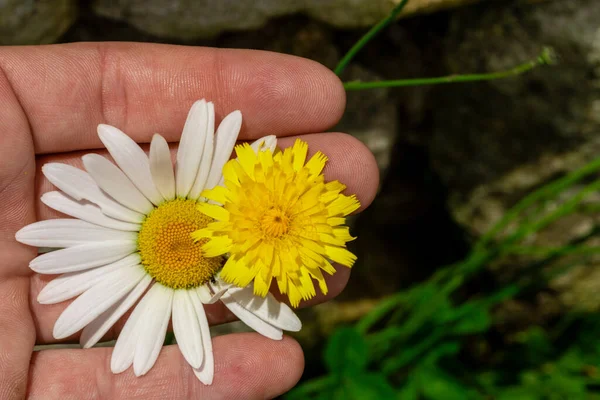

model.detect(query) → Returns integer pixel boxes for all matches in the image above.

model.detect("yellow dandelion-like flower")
[192,139,360,307]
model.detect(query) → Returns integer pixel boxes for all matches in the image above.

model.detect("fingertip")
[264,336,305,398]
[300,59,346,132]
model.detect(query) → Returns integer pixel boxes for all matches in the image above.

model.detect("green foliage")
[324,327,369,375]
[287,114,600,400]
[287,3,593,399]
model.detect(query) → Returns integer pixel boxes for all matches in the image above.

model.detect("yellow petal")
[201,185,230,204]
[292,139,308,171]
[201,235,232,257]
[325,245,357,268]
[305,151,328,176]
[197,203,230,221]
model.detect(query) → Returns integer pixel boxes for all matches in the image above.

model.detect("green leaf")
[418,367,472,400]
[451,308,491,334]
[345,373,397,400]
[423,342,461,365]
[397,378,419,400]
[324,327,369,375]
[496,387,540,400]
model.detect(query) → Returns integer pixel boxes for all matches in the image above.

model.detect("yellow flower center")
[260,207,291,238]
[138,198,223,289]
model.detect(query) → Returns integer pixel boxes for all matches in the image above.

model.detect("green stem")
[476,154,600,252]
[356,291,409,334]
[503,245,600,257]
[334,0,410,76]
[343,48,554,90]
[502,180,600,246]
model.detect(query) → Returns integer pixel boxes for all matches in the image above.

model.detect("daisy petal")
[189,290,214,385]
[250,135,277,153]
[172,290,203,369]
[149,134,176,201]
[80,274,152,348]
[189,102,215,199]
[133,284,173,376]
[15,219,136,248]
[52,264,145,339]
[41,192,140,232]
[205,110,242,190]
[220,292,283,340]
[197,283,228,304]
[29,240,137,274]
[176,100,208,198]
[111,283,155,374]
[227,285,302,332]
[97,124,163,205]
[82,154,154,215]
[42,163,144,223]
[37,253,141,304]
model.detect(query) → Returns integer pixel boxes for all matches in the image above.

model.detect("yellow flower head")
[192,139,360,307]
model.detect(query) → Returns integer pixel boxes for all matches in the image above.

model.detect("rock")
[425,0,600,310]
[0,0,77,45]
[90,0,482,40]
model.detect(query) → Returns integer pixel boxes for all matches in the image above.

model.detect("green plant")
[287,154,600,399]
[287,3,600,398]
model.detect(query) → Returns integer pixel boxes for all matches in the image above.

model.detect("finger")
[0,61,36,397]
[29,132,377,343]
[35,133,378,219]
[28,334,303,400]
[0,42,346,154]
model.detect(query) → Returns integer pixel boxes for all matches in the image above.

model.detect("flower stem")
[334,0,410,76]
[343,47,556,90]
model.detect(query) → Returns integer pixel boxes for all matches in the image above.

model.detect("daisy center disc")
[138,198,222,289]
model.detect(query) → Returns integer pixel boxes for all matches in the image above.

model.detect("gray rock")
[426,0,600,310]
[0,0,76,45]
[90,0,482,40]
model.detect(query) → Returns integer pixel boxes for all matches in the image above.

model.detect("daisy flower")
[191,139,361,308]
[15,99,301,384]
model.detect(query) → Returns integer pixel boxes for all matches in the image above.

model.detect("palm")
[0,42,378,399]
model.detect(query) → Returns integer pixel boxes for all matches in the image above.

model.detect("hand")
[0,42,379,399]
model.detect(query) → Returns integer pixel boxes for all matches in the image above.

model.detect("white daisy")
[16,99,301,384]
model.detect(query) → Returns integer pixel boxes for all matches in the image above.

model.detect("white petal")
[250,135,277,153]
[204,110,242,190]
[189,290,214,385]
[198,281,229,304]
[38,253,141,304]
[196,284,215,304]
[30,240,137,274]
[149,134,175,201]
[41,192,140,232]
[52,264,145,339]
[133,284,173,376]
[97,124,163,205]
[82,154,154,215]
[172,290,203,369]
[176,100,208,198]
[188,102,215,199]
[227,286,301,332]
[16,219,137,248]
[81,274,152,348]
[111,283,156,374]
[42,163,144,223]
[220,292,283,340]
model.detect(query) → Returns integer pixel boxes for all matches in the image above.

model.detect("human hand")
[0,42,378,399]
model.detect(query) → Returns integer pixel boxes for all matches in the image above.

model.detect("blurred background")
[3,0,600,398]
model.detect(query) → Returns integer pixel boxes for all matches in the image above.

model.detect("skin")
[0,42,379,399]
